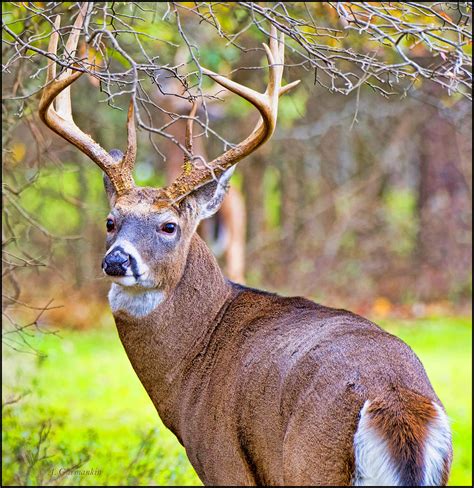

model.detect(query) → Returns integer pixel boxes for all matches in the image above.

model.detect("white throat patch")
[108,283,165,318]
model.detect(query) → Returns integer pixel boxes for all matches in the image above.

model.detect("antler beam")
[38,4,137,196]
[162,25,300,202]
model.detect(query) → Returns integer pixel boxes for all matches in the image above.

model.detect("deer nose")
[102,248,130,276]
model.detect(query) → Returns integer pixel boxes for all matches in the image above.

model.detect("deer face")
[101,168,233,292]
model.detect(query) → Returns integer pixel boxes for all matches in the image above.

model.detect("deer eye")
[106,218,115,232]
[160,222,177,234]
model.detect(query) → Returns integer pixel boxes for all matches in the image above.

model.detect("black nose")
[103,248,130,276]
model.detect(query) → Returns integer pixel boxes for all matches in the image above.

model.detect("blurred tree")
[416,85,472,300]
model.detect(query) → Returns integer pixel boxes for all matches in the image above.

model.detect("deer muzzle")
[103,247,131,277]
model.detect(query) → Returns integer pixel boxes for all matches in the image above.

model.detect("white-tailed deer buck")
[40,10,452,486]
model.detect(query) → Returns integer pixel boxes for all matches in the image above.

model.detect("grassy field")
[2,316,472,486]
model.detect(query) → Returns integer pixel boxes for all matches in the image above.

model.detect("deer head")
[39,9,299,296]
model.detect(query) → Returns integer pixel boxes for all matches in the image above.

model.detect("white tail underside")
[353,400,451,486]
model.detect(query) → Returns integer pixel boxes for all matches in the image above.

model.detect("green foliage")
[382,187,418,257]
[15,163,109,240]
[2,328,201,486]
[20,166,82,235]
[2,318,471,486]
[278,88,308,129]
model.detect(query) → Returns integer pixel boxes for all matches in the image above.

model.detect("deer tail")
[353,387,452,486]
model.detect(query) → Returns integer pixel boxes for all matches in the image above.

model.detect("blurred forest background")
[2,2,472,486]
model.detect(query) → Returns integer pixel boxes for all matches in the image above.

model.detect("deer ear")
[103,149,123,207]
[190,166,235,220]
[103,173,117,207]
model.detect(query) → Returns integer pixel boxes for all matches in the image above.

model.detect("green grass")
[2,328,201,486]
[2,317,472,486]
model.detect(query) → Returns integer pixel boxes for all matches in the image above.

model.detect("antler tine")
[184,100,199,163]
[122,100,137,174]
[39,4,136,196]
[264,25,280,101]
[162,25,300,202]
[54,6,85,122]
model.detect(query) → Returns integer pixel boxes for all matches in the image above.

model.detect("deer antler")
[184,100,199,164]
[39,4,137,196]
[162,25,300,202]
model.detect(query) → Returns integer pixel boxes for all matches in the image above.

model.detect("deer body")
[40,13,452,485]
[111,234,451,486]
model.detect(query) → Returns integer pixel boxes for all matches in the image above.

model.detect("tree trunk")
[416,89,472,301]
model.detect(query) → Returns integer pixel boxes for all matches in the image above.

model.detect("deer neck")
[111,233,233,435]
